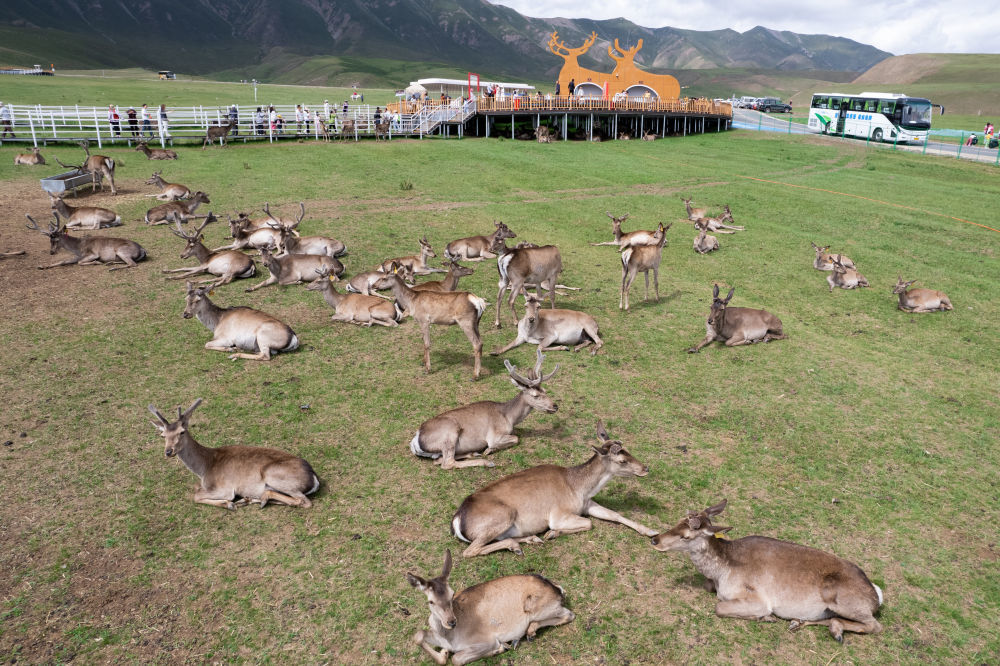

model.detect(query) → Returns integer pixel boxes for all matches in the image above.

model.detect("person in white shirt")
[140,104,152,137]
[323,99,331,122]
[295,105,304,134]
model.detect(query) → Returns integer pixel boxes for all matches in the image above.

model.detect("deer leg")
[643,270,650,301]
[687,334,717,353]
[245,276,277,292]
[420,322,433,373]
[257,487,310,508]
[582,325,603,354]
[439,451,495,470]
[653,266,660,302]
[495,280,507,328]
[108,252,140,270]
[542,513,593,540]
[491,334,525,356]
[412,632,450,666]
[163,266,204,275]
[485,433,519,453]
[724,332,752,347]
[193,487,238,510]
[451,639,506,666]
[789,616,882,642]
[714,597,777,622]
[37,258,82,269]
[526,607,575,639]
[457,319,482,380]
[229,347,273,361]
[585,500,656,536]
[462,536,528,558]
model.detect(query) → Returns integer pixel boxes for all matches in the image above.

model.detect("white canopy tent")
[409,78,535,99]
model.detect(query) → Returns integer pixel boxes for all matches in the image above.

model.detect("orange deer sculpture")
[607,38,680,100]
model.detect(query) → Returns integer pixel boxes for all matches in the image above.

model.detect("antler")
[505,348,558,388]
[296,202,305,226]
[313,265,332,278]
[169,218,196,240]
[54,156,82,171]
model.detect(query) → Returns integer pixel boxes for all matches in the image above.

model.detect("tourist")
[324,99,331,121]
[0,102,14,139]
[107,105,121,137]
[255,106,265,135]
[303,105,311,134]
[555,81,560,96]
[343,100,349,116]
[229,104,239,136]
[374,106,382,126]
[158,104,170,138]
[140,103,153,137]
[295,105,304,134]
[568,78,575,95]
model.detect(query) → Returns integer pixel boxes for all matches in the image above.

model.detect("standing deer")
[651,500,883,643]
[687,285,787,353]
[263,203,347,257]
[48,193,121,229]
[245,245,343,292]
[827,255,869,291]
[693,221,720,254]
[406,550,574,665]
[26,213,146,270]
[492,293,602,355]
[149,398,320,509]
[371,272,486,379]
[892,276,953,312]
[315,117,330,142]
[411,261,475,293]
[591,212,662,249]
[55,143,116,195]
[136,141,178,160]
[305,266,402,327]
[145,191,211,225]
[14,147,45,165]
[374,121,390,141]
[444,221,516,262]
[451,421,657,557]
[490,235,563,328]
[162,214,256,287]
[202,120,232,149]
[379,237,445,274]
[620,222,670,310]
[183,281,299,361]
[340,118,356,140]
[410,348,558,469]
[812,242,855,271]
[145,171,192,201]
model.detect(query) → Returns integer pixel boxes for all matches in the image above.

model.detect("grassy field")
[0,126,997,665]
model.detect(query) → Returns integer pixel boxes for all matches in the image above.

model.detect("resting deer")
[698,205,744,233]
[183,281,299,361]
[162,214,256,287]
[26,213,145,271]
[145,191,211,225]
[688,285,786,352]
[828,255,869,291]
[641,131,656,141]
[55,142,116,195]
[591,212,663,250]
[263,203,346,257]
[451,421,657,557]
[492,293,602,355]
[490,235,563,328]
[245,245,343,292]
[136,141,178,160]
[618,131,631,140]
[346,262,414,297]
[620,222,670,310]
[202,120,232,149]
[682,197,709,222]
[411,348,558,469]
[812,242,855,271]
[213,215,285,254]
[693,221,719,254]
[444,221,516,262]
[892,276,953,313]
[406,550,574,665]
[305,266,402,327]
[14,147,45,165]
[149,398,320,510]
[145,171,192,201]
[651,500,883,643]
[379,237,445,275]
[411,261,475,293]
[48,193,121,229]
[371,272,486,379]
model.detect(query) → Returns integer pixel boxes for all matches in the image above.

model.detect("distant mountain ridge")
[0,0,891,81]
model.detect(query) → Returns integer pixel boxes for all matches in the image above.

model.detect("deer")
[693,221,720,254]
[305,266,403,327]
[406,550,574,665]
[411,261,475,293]
[145,171,192,201]
[145,191,211,225]
[374,121,390,141]
[340,118,356,140]
[410,348,558,469]
[202,120,232,149]
[681,197,712,223]
[683,199,744,232]
[535,125,553,143]
[492,293,602,356]
[262,203,347,257]
[26,213,145,270]
[212,214,285,254]
[641,131,657,141]
[55,142,116,195]
[136,141,178,160]
[371,272,487,379]
[148,398,320,510]
[451,421,657,557]
[379,237,446,275]
[620,223,670,310]
[162,214,256,287]
[346,262,414,297]
[827,255,869,291]
[183,281,299,361]
[315,117,330,142]
[48,193,121,229]
[245,245,343,292]
[13,147,45,165]
[812,242,855,271]
[892,276,953,313]
[444,221,516,262]
[688,285,787,353]
[591,212,663,250]
[490,235,562,328]
[618,131,631,140]
[651,500,883,643]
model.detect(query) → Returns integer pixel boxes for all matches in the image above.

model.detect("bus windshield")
[900,99,932,130]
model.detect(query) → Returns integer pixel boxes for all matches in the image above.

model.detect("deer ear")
[712,284,719,299]
[596,420,610,442]
[405,573,427,590]
[441,549,453,579]
[705,499,727,516]
[724,288,735,303]
[707,525,733,535]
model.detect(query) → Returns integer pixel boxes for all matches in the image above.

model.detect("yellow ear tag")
[329,276,335,282]
[208,290,215,296]
[713,532,728,540]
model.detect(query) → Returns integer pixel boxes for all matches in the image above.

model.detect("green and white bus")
[808,92,933,143]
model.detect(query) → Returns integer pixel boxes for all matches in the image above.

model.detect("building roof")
[413,78,535,91]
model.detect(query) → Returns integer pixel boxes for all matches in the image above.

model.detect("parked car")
[757,97,792,113]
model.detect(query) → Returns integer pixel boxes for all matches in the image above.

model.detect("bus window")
[851,98,864,111]
[864,99,878,112]
[879,100,895,114]
[812,95,828,109]
[829,97,840,109]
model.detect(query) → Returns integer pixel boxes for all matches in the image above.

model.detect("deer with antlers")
[687,285,787,352]
[444,221,516,262]
[162,214,256,287]
[14,147,45,165]
[26,213,145,270]
[149,398,320,509]
[212,214,285,254]
[591,212,663,250]
[620,222,670,310]
[411,348,558,470]
[827,255,869,291]
[136,141,178,160]
[379,237,446,275]
[892,276,953,313]
[145,191,211,226]
[48,193,121,229]
[245,245,343,292]
[145,171,192,201]
[262,203,347,258]
[305,266,403,327]
[492,292,602,355]
[490,234,563,328]
[55,142,116,195]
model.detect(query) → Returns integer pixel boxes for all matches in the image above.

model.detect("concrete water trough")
[40,170,101,198]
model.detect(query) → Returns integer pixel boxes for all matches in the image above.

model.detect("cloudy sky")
[490,1,998,55]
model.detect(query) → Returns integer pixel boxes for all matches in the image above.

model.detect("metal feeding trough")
[40,170,100,198]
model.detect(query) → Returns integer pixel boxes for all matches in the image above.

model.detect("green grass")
[0,128,997,664]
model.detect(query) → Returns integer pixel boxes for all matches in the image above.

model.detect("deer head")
[405,550,458,630]
[892,276,917,294]
[183,281,213,319]
[650,499,731,552]
[172,214,216,258]
[707,284,735,328]
[149,398,203,458]
[25,213,66,253]
[504,348,559,413]
[593,420,649,477]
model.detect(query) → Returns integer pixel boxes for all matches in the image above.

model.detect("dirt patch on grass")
[854,55,946,85]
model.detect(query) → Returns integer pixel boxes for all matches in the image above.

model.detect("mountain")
[0,0,891,82]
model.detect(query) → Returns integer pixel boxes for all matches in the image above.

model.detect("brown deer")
[202,120,232,149]
[693,221,720,254]
[492,293,602,355]
[618,131,631,140]
[827,255,869,291]
[346,262,414,297]
[591,212,663,250]
[892,276,953,312]
[55,143,116,195]
[444,221,516,262]
[315,117,330,142]
[651,500,883,642]
[411,261,475,293]
[262,203,347,257]
[149,398,319,509]
[305,266,402,327]
[136,141,178,160]
[641,131,657,141]
[812,242,855,271]
[13,147,45,165]
[374,121,390,141]
[145,191,211,225]
[340,118,356,140]
[410,348,558,469]
[451,421,657,557]
[245,245,343,292]
[682,197,713,223]
[145,171,192,201]
[535,125,553,143]
[490,235,563,328]
[162,214,256,287]
[183,281,299,361]
[26,213,145,270]
[687,285,787,352]
[406,550,574,664]
[620,222,670,310]
[371,272,487,379]
[212,214,285,254]
[48,193,121,229]
[379,237,446,275]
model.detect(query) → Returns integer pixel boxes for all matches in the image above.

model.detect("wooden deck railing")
[388,97,732,117]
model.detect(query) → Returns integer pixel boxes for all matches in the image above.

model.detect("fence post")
[757,112,762,131]
[28,111,37,147]
[93,109,102,149]
[922,135,929,155]
[159,116,166,148]
[76,104,83,130]
[51,112,57,139]
[956,133,964,159]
